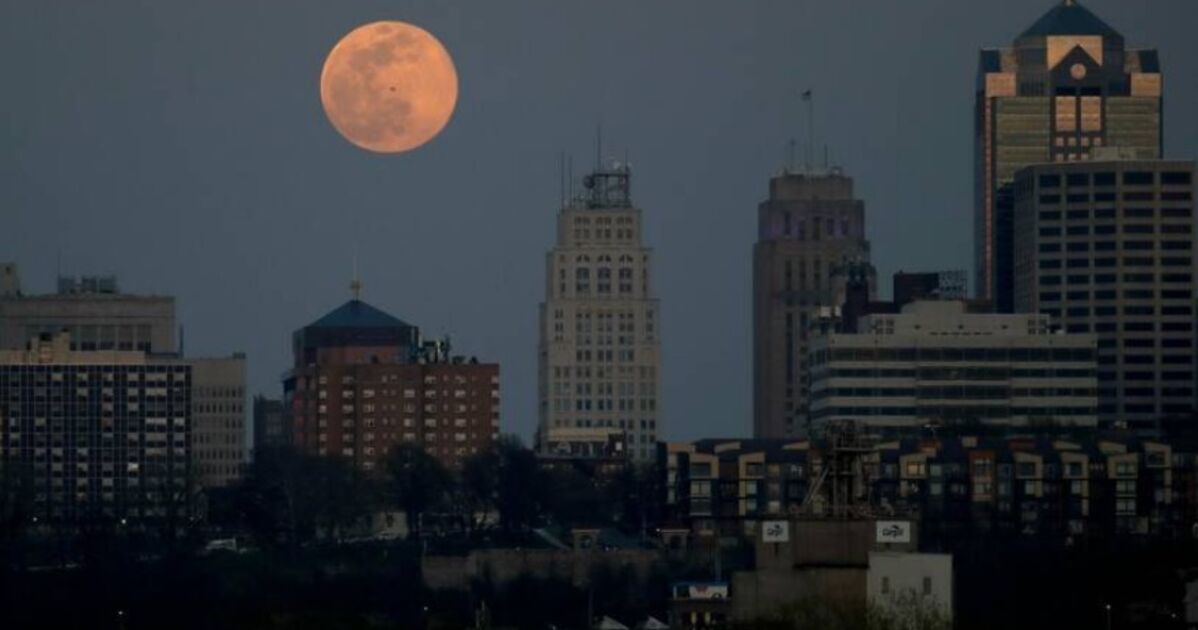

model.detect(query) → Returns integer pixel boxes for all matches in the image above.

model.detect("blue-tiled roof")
[1021,1,1120,38]
[307,299,411,329]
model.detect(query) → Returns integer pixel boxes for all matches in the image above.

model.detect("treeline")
[213,436,662,550]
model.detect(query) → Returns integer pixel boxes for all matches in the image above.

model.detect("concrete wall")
[422,548,659,591]
[732,567,866,621]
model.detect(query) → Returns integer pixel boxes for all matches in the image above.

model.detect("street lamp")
[1104,603,1112,630]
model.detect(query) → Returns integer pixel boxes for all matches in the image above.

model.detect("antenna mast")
[350,254,362,300]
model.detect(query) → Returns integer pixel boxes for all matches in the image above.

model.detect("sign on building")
[762,520,790,543]
[686,583,728,600]
[876,520,912,544]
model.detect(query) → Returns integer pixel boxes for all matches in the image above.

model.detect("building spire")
[350,255,362,300]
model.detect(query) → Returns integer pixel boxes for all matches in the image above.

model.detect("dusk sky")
[2,0,1195,443]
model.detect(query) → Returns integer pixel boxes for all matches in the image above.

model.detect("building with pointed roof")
[974,0,1162,311]
[284,287,499,470]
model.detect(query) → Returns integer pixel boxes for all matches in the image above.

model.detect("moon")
[320,22,458,153]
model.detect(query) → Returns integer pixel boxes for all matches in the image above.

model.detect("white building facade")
[809,301,1098,433]
[537,165,661,461]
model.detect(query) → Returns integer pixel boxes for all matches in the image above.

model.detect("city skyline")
[2,1,1196,443]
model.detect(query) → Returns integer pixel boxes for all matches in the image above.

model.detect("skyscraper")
[537,163,661,461]
[1012,159,1196,425]
[753,168,872,438]
[975,0,1162,310]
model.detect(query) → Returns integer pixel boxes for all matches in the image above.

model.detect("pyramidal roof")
[1021,0,1120,38]
[306,299,411,329]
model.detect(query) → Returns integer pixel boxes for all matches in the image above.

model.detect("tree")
[385,445,451,539]
[493,436,543,532]
[544,464,607,528]
[458,448,499,533]
[0,460,35,570]
[230,446,376,548]
[604,462,661,536]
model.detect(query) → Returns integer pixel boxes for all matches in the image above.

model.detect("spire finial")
[350,254,362,300]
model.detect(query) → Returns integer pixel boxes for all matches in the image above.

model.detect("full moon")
[320,21,458,153]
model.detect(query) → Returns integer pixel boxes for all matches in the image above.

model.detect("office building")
[975,0,1162,309]
[809,301,1099,433]
[0,273,175,353]
[1012,159,1196,425]
[537,163,662,461]
[285,295,499,470]
[252,396,287,453]
[178,356,246,487]
[0,332,191,524]
[0,268,249,486]
[753,168,872,438]
[893,271,968,306]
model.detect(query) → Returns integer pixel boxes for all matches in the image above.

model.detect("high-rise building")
[537,163,661,461]
[285,295,500,470]
[0,332,192,524]
[975,0,1162,310]
[252,395,287,453]
[0,268,248,487]
[809,301,1099,434]
[753,168,872,438]
[1012,159,1196,425]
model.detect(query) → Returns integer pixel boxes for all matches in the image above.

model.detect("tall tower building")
[975,0,1162,310]
[537,163,661,462]
[1013,159,1196,426]
[753,168,871,438]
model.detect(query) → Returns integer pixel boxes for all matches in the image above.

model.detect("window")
[1162,171,1192,186]
[1123,172,1154,186]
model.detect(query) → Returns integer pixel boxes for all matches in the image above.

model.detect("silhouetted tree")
[494,436,543,532]
[0,460,35,570]
[385,444,451,539]
[458,447,499,532]
[544,464,607,528]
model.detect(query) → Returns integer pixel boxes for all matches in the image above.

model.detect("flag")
[801,89,813,101]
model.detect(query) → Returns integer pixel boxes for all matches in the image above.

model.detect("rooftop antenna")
[824,144,830,170]
[350,253,362,300]
[802,89,815,172]
[568,155,575,204]
[788,138,797,173]
[596,122,603,170]
[559,151,566,208]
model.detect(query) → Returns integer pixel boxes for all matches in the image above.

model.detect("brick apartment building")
[284,297,499,471]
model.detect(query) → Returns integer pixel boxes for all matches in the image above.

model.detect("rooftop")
[1020,0,1120,39]
[306,299,412,330]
